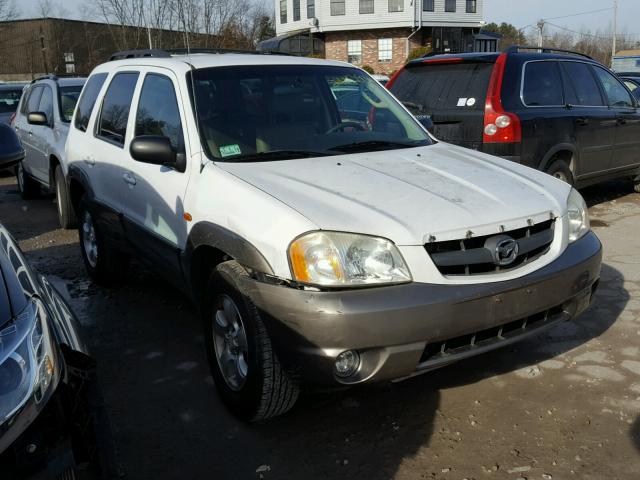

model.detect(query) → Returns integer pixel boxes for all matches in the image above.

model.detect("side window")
[522,62,563,106]
[561,62,604,107]
[135,74,184,151]
[38,86,54,122]
[75,73,108,132]
[19,87,31,114]
[97,72,139,146]
[26,86,43,113]
[592,67,635,108]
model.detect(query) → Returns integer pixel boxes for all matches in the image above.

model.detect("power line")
[543,7,613,22]
[545,21,640,39]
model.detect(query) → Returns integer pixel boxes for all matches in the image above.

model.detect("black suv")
[388,46,640,191]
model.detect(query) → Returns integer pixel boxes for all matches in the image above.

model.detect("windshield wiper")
[328,140,421,153]
[224,150,335,162]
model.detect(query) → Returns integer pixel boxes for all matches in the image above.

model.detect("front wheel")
[203,261,299,421]
[633,175,640,194]
[55,165,77,229]
[78,198,128,286]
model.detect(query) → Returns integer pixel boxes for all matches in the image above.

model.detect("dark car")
[0,84,26,125]
[388,46,640,192]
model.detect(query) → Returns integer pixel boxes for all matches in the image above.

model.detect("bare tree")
[0,0,19,20]
[36,0,69,18]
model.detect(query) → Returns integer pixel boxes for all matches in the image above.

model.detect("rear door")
[591,66,640,172]
[389,59,494,149]
[559,61,615,178]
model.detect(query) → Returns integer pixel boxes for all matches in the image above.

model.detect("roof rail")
[505,45,594,60]
[31,74,85,84]
[109,48,293,61]
[109,49,171,61]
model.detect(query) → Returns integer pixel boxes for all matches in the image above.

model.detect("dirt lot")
[1,174,639,480]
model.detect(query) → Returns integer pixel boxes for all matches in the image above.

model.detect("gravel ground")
[1,173,639,480]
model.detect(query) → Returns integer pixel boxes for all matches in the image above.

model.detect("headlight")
[0,300,55,425]
[289,231,412,287]
[567,188,590,243]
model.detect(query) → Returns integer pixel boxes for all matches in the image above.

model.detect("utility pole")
[611,0,618,67]
[537,20,545,48]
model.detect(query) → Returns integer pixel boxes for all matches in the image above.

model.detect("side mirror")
[416,115,434,133]
[27,112,48,126]
[130,136,185,172]
[0,124,25,169]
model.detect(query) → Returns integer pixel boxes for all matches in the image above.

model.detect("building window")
[307,0,315,18]
[445,0,456,12]
[423,0,435,11]
[388,0,403,12]
[347,40,362,64]
[64,52,75,74]
[378,38,392,63]
[466,0,476,13]
[331,0,345,15]
[293,0,300,20]
[360,0,374,14]
[280,0,287,23]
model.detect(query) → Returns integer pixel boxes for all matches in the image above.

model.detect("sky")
[14,0,640,39]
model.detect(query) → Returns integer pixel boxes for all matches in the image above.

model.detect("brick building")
[0,18,217,81]
[262,0,491,74]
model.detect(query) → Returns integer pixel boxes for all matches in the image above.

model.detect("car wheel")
[546,160,574,185]
[15,162,39,198]
[55,165,77,229]
[78,197,129,286]
[203,260,299,421]
[633,176,640,194]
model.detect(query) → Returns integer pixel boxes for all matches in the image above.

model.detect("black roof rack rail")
[109,48,293,61]
[505,45,594,60]
[30,74,84,84]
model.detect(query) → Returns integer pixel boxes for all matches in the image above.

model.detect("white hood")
[219,143,571,245]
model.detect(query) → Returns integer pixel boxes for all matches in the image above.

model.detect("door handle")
[83,158,96,166]
[122,172,137,186]
[575,117,589,126]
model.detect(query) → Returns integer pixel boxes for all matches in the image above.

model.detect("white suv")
[65,50,602,421]
[13,76,86,228]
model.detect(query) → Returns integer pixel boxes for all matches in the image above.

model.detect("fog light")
[334,350,360,378]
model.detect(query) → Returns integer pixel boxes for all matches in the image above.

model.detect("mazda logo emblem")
[484,235,520,266]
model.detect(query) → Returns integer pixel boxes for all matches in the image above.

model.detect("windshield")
[0,88,23,114]
[190,65,432,162]
[59,85,83,122]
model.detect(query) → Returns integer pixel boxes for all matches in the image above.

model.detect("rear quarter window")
[75,73,108,132]
[522,61,564,106]
[390,62,494,112]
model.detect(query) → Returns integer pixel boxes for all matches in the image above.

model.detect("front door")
[121,68,192,278]
[29,85,55,183]
[560,61,616,179]
[15,85,43,180]
[592,65,640,172]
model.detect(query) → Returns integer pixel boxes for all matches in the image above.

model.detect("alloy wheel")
[212,295,249,391]
[82,211,98,268]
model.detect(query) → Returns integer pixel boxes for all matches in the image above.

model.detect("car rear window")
[75,73,108,132]
[390,62,494,112]
[0,88,23,114]
[522,61,564,106]
[59,85,84,123]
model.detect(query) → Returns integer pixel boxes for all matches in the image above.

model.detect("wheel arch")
[67,165,94,214]
[538,144,579,174]
[185,222,274,305]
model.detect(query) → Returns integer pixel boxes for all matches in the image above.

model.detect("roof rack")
[505,45,593,60]
[109,48,292,61]
[30,74,84,84]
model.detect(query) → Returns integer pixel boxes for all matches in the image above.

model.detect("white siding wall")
[275,0,483,35]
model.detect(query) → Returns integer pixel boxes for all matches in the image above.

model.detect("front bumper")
[244,232,602,385]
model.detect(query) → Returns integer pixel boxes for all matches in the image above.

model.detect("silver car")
[12,76,86,229]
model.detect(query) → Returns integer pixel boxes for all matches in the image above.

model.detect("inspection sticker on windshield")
[219,144,241,157]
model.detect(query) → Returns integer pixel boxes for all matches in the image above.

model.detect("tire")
[633,176,640,194]
[203,260,299,421]
[15,162,39,199]
[545,159,574,185]
[77,197,129,286]
[55,165,77,229]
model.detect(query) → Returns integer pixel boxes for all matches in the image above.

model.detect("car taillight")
[483,53,521,144]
